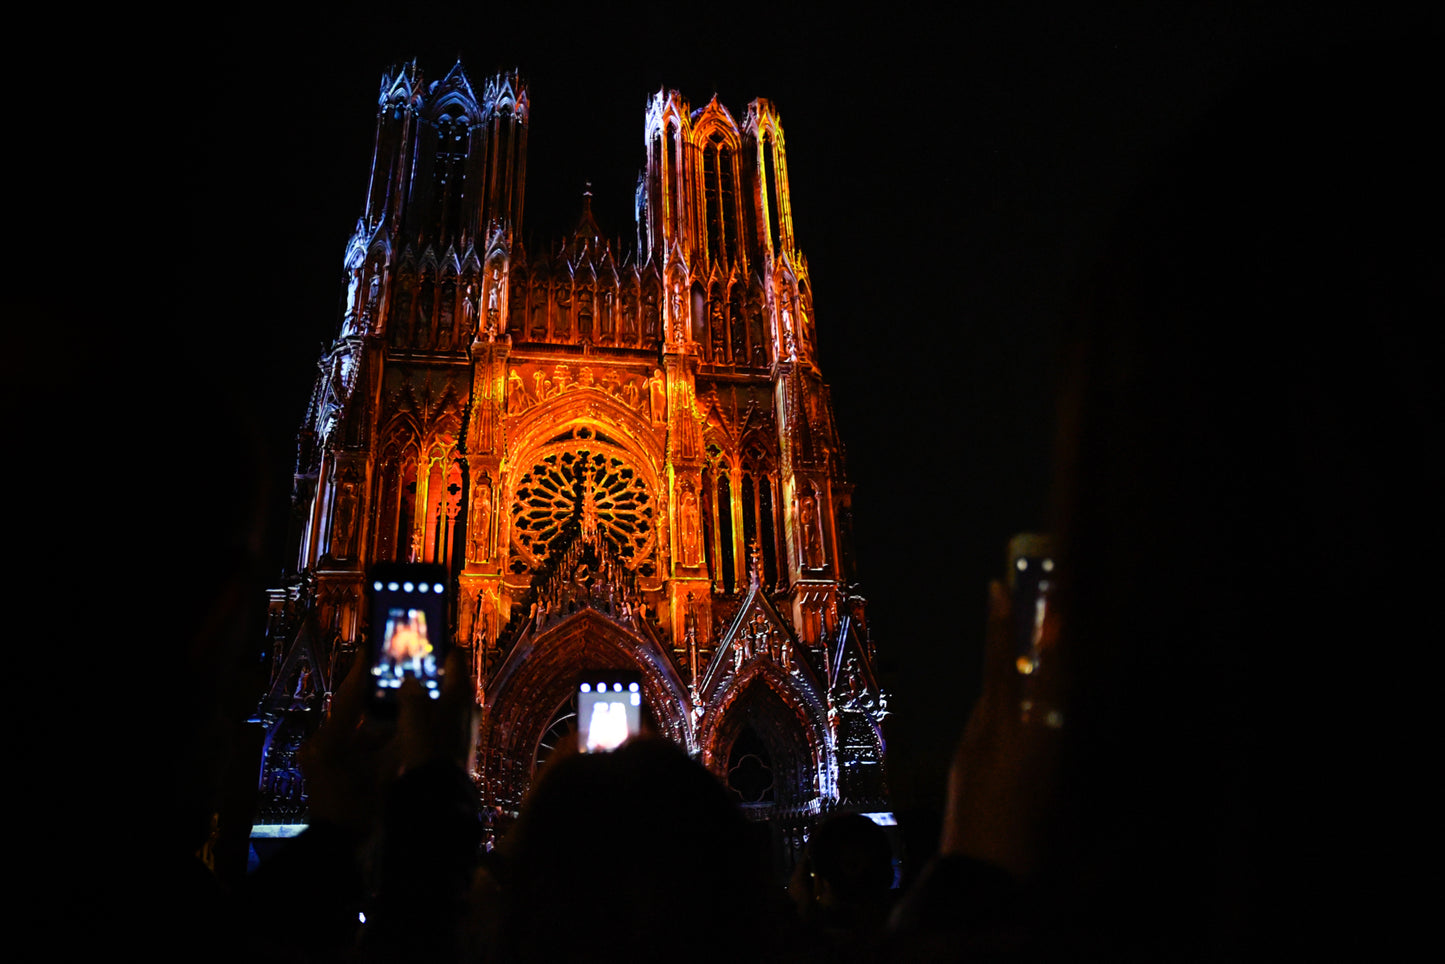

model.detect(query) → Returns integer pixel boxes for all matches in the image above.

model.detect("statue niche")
[509,277,527,335]
[469,475,494,562]
[680,484,701,566]
[621,283,639,344]
[799,488,824,569]
[577,286,593,342]
[554,281,571,338]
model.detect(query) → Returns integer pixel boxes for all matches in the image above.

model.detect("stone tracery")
[509,429,657,574]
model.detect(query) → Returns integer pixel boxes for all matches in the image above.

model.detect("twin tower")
[258,61,890,847]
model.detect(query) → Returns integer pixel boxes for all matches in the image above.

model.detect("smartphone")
[367,562,451,709]
[1006,533,1061,727]
[576,672,642,752]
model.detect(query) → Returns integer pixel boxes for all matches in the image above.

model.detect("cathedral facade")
[256,62,890,844]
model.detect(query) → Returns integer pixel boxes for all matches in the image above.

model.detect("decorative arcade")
[255,62,891,851]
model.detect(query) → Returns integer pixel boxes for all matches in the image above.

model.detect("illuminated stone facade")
[257,62,889,843]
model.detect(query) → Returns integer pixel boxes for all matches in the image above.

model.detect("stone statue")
[581,476,600,540]
[800,493,823,568]
[507,368,528,413]
[680,487,699,565]
[367,270,381,311]
[648,369,666,421]
[333,480,357,559]
[621,287,638,341]
[670,279,685,341]
[554,283,571,337]
[345,269,360,318]
[600,288,615,339]
[471,480,493,560]
[642,287,659,342]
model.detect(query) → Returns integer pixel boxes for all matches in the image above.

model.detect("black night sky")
[141,4,1429,815]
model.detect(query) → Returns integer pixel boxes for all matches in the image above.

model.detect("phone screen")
[1006,533,1056,677]
[368,564,450,704]
[577,677,642,752]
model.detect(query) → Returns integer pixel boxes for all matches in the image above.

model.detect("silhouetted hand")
[940,580,1065,880]
[298,650,475,835]
[393,649,478,774]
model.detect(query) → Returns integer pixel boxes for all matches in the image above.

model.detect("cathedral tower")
[257,65,889,852]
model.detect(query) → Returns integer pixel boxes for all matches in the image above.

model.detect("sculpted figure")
[621,287,638,341]
[680,487,699,565]
[577,287,593,341]
[581,477,600,539]
[710,301,726,361]
[670,279,685,340]
[332,480,357,559]
[367,270,381,310]
[554,283,571,337]
[462,280,478,333]
[800,493,823,568]
[648,370,666,420]
[471,481,493,560]
[345,269,360,318]
[600,288,615,340]
[642,287,659,343]
[507,368,528,413]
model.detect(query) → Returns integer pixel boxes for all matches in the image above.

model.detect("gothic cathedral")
[257,62,890,844]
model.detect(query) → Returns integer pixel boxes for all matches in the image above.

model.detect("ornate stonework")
[256,63,889,851]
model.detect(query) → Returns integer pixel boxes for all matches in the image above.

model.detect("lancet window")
[761,133,784,256]
[740,443,781,587]
[717,473,736,594]
[374,425,463,569]
[701,133,739,265]
[433,117,469,242]
[665,123,681,243]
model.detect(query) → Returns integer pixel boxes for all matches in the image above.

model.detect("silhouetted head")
[498,738,779,963]
[806,813,894,908]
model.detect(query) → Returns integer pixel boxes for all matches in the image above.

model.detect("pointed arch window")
[763,134,783,255]
[701,133,741,266]
[720,144,737,263]
[758,474,779,586]
[434,116,469,242]
[717,472,735,594]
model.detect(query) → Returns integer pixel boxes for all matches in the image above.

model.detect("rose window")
[510,430,656,572]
